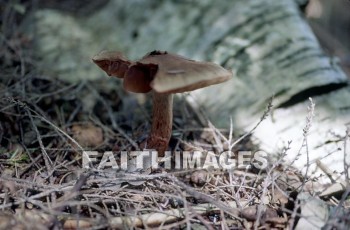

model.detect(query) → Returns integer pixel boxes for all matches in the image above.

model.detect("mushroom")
[92,50,232,155]
[92,51,132,78]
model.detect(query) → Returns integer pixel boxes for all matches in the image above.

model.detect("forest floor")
[0,1,349,229]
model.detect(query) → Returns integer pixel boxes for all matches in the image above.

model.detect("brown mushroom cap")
[123,62,158,93]
[138,51,232,93]
[92,51,131,78]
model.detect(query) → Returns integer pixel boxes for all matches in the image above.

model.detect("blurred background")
[1,0,349,81]
[306,0,350,76]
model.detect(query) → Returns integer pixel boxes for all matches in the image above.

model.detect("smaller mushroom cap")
[138,51,232,93]
[92,51,131,78]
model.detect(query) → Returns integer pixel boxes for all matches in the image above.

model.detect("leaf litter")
[0,1,349,229]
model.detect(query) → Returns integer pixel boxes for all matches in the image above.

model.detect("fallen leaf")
[71,123,104,148]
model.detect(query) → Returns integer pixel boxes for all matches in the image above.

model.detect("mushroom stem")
[146,91,173,156]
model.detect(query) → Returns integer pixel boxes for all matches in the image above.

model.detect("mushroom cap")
[92,51,131,78]
[123,63,157,93]
[138,51,232,93]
